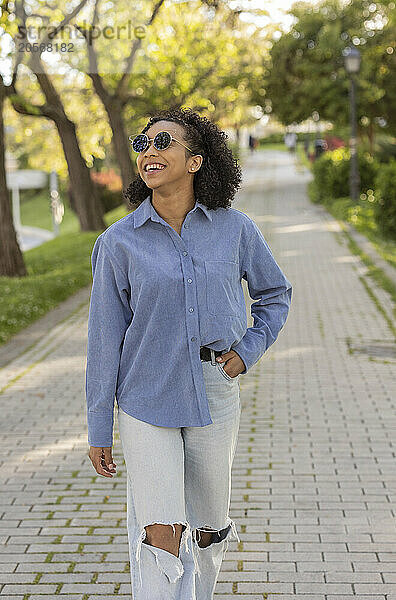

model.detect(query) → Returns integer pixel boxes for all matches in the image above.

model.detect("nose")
[143,139,158,156]
[139,141,157,169]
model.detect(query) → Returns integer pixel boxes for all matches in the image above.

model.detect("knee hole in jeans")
[193,523,232,548]
[143,523,186,557]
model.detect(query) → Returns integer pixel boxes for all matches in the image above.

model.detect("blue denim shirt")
[86,196,292,447]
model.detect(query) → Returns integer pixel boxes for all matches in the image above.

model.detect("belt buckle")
[210,348,217,366]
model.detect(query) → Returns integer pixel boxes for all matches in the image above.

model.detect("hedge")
[309,147,379,205]
[374,158,396,239]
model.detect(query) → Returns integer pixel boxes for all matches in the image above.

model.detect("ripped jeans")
[118,349,241,600]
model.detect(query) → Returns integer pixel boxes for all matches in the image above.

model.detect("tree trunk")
[31,55,106,232]
[107,101,136,193]
[368,120,375,155]
[0,81,27,277]
[81,1,167,196]
[55,114,105,231]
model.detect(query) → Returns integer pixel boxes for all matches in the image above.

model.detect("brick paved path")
[1,150,395,599]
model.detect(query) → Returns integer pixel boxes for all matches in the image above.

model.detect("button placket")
[180,245,199,350]
[179,244,210,422]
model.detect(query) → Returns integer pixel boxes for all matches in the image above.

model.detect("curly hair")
[124,107,242,211]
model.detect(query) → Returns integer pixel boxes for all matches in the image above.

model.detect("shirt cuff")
[87,411,114,448]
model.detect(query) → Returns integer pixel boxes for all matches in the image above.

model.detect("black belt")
[200,346,223,362]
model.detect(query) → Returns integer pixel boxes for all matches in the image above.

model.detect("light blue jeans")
[118,349,241,600]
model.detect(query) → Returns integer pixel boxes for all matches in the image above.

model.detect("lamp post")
[343,46,361,202]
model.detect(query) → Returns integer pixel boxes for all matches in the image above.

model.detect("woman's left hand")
[216,350,246,378]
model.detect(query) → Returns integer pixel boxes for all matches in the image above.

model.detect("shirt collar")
[133,195,213,229]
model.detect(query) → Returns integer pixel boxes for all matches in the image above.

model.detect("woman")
[85,107,292,599]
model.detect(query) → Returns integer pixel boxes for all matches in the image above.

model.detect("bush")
[310,147,379,205]
[258,133,285,145]
[95,183,124,213]
[324,135,346,151]
[376,139,396,164]
[67,169,124,215]
[374,158,396,239]
[228,141,241,161]
[91,169,124,213]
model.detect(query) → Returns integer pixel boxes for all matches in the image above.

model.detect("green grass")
[20,188,88,235]
[257,142,288,152]
[296,142,312,170]
[0,197,129,346]
[345,231,396,326]
[20,188,64,232]
[300,153,396,271]
[312,194,396,270]
[297,149,396,324]
[331,197,396,269]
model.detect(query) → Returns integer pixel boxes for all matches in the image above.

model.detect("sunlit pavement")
[1,149,395,599]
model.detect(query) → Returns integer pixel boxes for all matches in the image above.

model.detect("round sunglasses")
[128,131,194,154]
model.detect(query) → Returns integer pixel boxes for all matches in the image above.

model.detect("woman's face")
[136,120,202,191]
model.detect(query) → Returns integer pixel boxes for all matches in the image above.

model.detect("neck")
[151,183,195,224]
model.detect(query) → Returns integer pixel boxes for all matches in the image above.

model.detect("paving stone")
[1,584,58,594]
[213,597,264,600]
[28,596,84,600]
[59,583,116,593]
[326,597,387,600]
[15,563,74,573]
[87,597,131,600]
[295,583,354,593]
[354,583,396,593]
[96,572,130,582]
[266,597,325,600]
[0,564,17,573]
[26,544,80,553]
[50,553,103,562]
[237,582,294,592]
[325,572,383,582]
[73,562,127,572]
[39,573,93,583]
[0,574,37,583]
[0,554,46,563]
[297,561,353,572]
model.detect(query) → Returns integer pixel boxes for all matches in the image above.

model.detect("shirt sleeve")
[85,235,133,447]
[232,222,292,374]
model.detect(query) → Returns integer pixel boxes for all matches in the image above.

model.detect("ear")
[189,154,203,173]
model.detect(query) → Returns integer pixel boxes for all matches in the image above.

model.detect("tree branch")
[177,63,217,105]
[75,19,112,105]
[6,81,57,119]
[116,0,165,96]
[41,0,90,47]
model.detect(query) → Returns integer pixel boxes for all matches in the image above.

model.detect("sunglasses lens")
[154,131,172,150]
[132,134,148,153]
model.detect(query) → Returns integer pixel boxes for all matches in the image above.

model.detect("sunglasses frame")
[128,131,194,154]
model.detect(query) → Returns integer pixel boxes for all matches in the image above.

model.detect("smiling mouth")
[144,164,167,173]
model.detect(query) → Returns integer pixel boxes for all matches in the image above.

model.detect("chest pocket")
[205,260,239,317]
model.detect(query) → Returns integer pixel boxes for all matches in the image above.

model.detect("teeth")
[146,163,165,171]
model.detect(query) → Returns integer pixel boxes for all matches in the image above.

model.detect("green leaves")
[266,0,396,136]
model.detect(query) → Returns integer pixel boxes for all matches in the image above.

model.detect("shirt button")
[184,224,189,229]
[187,278,192,283]
[191,336,196,342]
[183,251,188,256]
[189,307,194,312]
